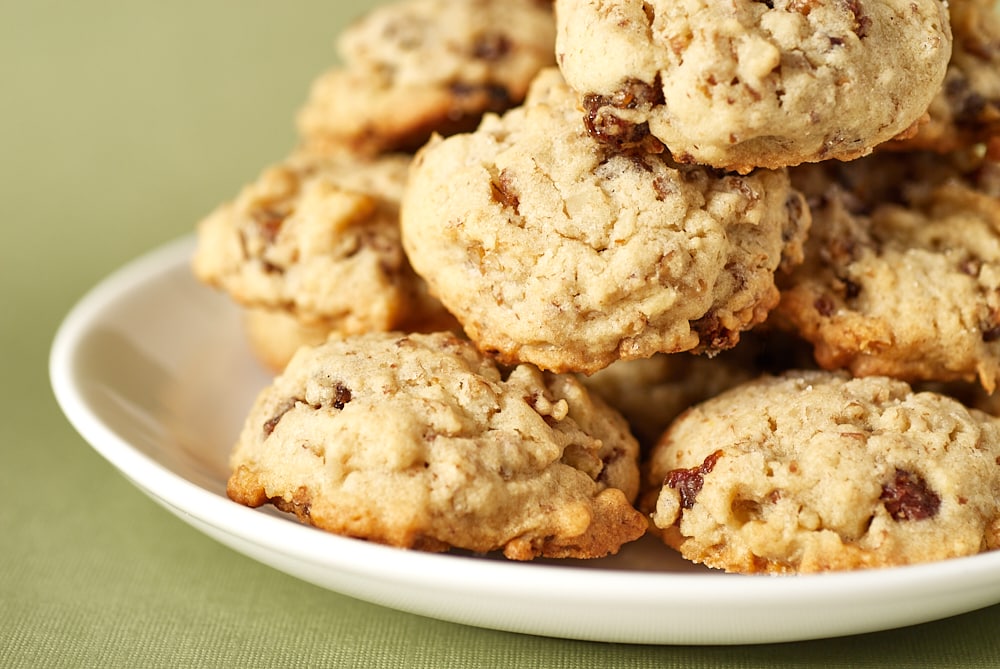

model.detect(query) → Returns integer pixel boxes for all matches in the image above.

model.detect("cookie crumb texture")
[401,69,810,374]
[645,372,1000,573]
[555,0,952,172]
[226,332,646,560]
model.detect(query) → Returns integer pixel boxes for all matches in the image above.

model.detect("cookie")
[296,0,556,156]
[241,307,334,374]
[226,331,646,560]
[554,0,952,173]
[644,371,1000,573]
[775,151,1000,391]
[401,68,810,375]
[884,0,1000,154]
[192,149,456,371]
[580,330,815,450]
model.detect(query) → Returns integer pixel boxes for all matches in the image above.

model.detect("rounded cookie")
[884,0,1000,154]
[776,151,1000,391]
[644,371,1000,573]
[226,331,646,560]
[580,330,815,451]
[296,0,556,156]
[241,307,334,374]
[192,149,456,371]
[554,0,952,172]
[401,68,810,375]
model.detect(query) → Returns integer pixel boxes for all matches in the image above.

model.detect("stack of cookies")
[192,0,1000,572]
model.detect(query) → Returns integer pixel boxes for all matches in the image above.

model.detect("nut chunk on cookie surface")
[555,0,952,172]
[226,331,646,560]
[644,371,1000,573]
[401,68,810,375]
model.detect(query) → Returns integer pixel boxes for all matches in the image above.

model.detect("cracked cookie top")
[226,331,646,560]
[555,0,951,172]
[401,68,810,374]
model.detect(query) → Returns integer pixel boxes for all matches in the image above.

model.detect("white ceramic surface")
[50,236,1000,645]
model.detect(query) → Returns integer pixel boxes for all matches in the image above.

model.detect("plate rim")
[49,235,1000,644]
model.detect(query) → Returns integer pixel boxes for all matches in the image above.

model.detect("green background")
[4,2,1000,666]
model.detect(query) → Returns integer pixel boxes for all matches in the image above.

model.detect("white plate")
[50,236,1000,645]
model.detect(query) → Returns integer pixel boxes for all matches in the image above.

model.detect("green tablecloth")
[5,2,1000,666]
